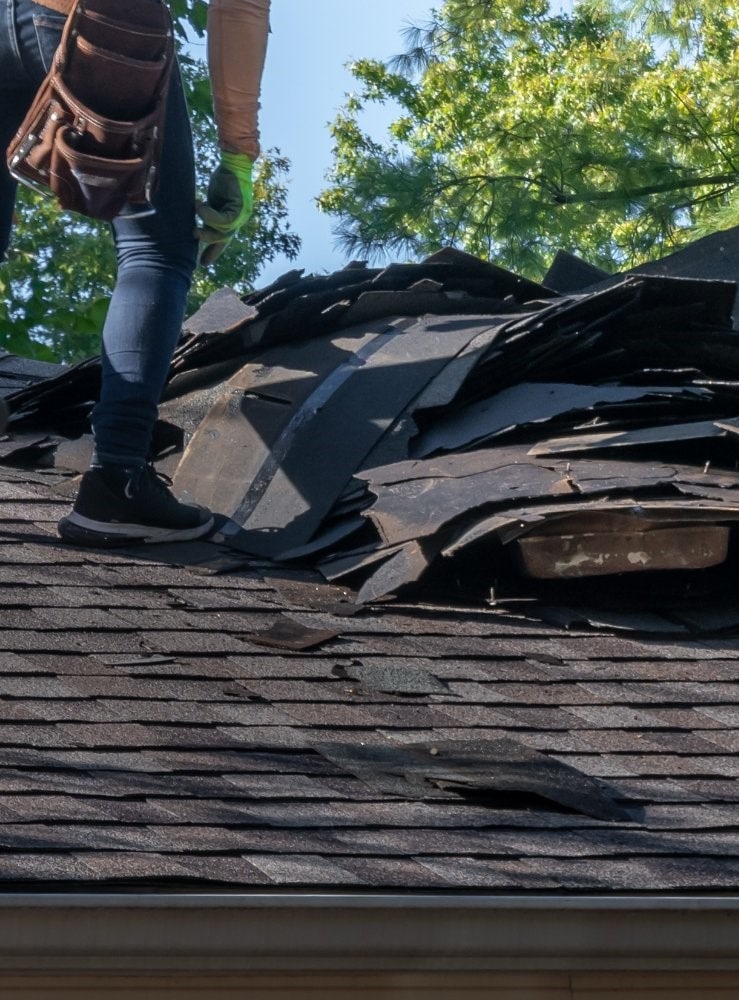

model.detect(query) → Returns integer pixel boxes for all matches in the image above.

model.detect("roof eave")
[0,893,737,973]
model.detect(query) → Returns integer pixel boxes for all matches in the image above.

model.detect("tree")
[0,0,300,363]
[319,0,739,279]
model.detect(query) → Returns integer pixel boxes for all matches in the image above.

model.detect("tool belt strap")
[33,0,74,14]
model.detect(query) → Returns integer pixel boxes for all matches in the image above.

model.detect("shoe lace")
[143,464,175,496]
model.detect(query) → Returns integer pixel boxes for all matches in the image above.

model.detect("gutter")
[0,894,737,973]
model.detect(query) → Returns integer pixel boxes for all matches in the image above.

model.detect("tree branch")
[432,170,739,206]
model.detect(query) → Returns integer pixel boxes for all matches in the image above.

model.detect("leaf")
[319,0,739,277]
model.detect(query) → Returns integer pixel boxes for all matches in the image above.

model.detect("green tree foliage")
[319,0,739,278]
[1,0,300,362]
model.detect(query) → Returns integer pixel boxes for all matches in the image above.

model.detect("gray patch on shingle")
[416,855,560,890]
[246,853,362,885]
[338,660,449,695]
[0,853,98,883]
[171,855,267,885]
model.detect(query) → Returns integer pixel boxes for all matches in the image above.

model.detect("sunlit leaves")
[320,0,739,278]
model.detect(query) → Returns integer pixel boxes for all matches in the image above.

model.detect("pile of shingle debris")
[5,229,739,622]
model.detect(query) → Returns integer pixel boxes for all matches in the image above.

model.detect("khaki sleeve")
[207,0,270,160]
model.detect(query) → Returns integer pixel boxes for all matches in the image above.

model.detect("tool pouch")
[6,0,174,221]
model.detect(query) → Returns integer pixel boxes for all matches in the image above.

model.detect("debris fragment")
[312,738,637,822]
[243,617,340,651]
[4,237,739,612]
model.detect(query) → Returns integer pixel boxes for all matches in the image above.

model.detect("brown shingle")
[0,462,735,891]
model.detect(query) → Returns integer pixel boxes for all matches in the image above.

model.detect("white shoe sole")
[59,512,215,546]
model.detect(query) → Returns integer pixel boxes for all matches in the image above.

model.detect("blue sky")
[255,0,436,284]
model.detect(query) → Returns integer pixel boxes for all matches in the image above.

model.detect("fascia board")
[0,894,737,973]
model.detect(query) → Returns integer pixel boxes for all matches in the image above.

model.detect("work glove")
[194,151,254,266]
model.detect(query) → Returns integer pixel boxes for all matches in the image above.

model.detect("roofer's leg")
[58,61,214,547]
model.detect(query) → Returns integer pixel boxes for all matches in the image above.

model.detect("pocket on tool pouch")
[65,36,169,120]
[50,126,147,217]
[75,8,168,62]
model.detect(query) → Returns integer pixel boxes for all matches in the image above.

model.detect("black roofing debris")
[4,236,739,629]
[243,616,341,651]
[311,738,637,823]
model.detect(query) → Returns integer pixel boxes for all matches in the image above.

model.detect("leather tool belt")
[32,0,75,14]
[7,0,174,221]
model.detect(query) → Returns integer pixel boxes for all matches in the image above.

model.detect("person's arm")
[208,0,270,159]
[196,0,270,265]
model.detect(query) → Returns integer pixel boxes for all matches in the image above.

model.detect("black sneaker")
[58,464,214,547]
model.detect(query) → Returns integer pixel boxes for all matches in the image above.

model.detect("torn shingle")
[312,737,636,822]
[0,240,737,894]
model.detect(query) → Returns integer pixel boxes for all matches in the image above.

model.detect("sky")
[188,1,575,287]
[254,0,436,285]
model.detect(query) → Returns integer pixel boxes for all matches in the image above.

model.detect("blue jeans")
[0,0,198,466]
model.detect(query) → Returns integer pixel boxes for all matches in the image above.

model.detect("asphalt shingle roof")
[1,238,739,892]
[0,465,736,891]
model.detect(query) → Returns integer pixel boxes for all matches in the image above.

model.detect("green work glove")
[195,151,254,266]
